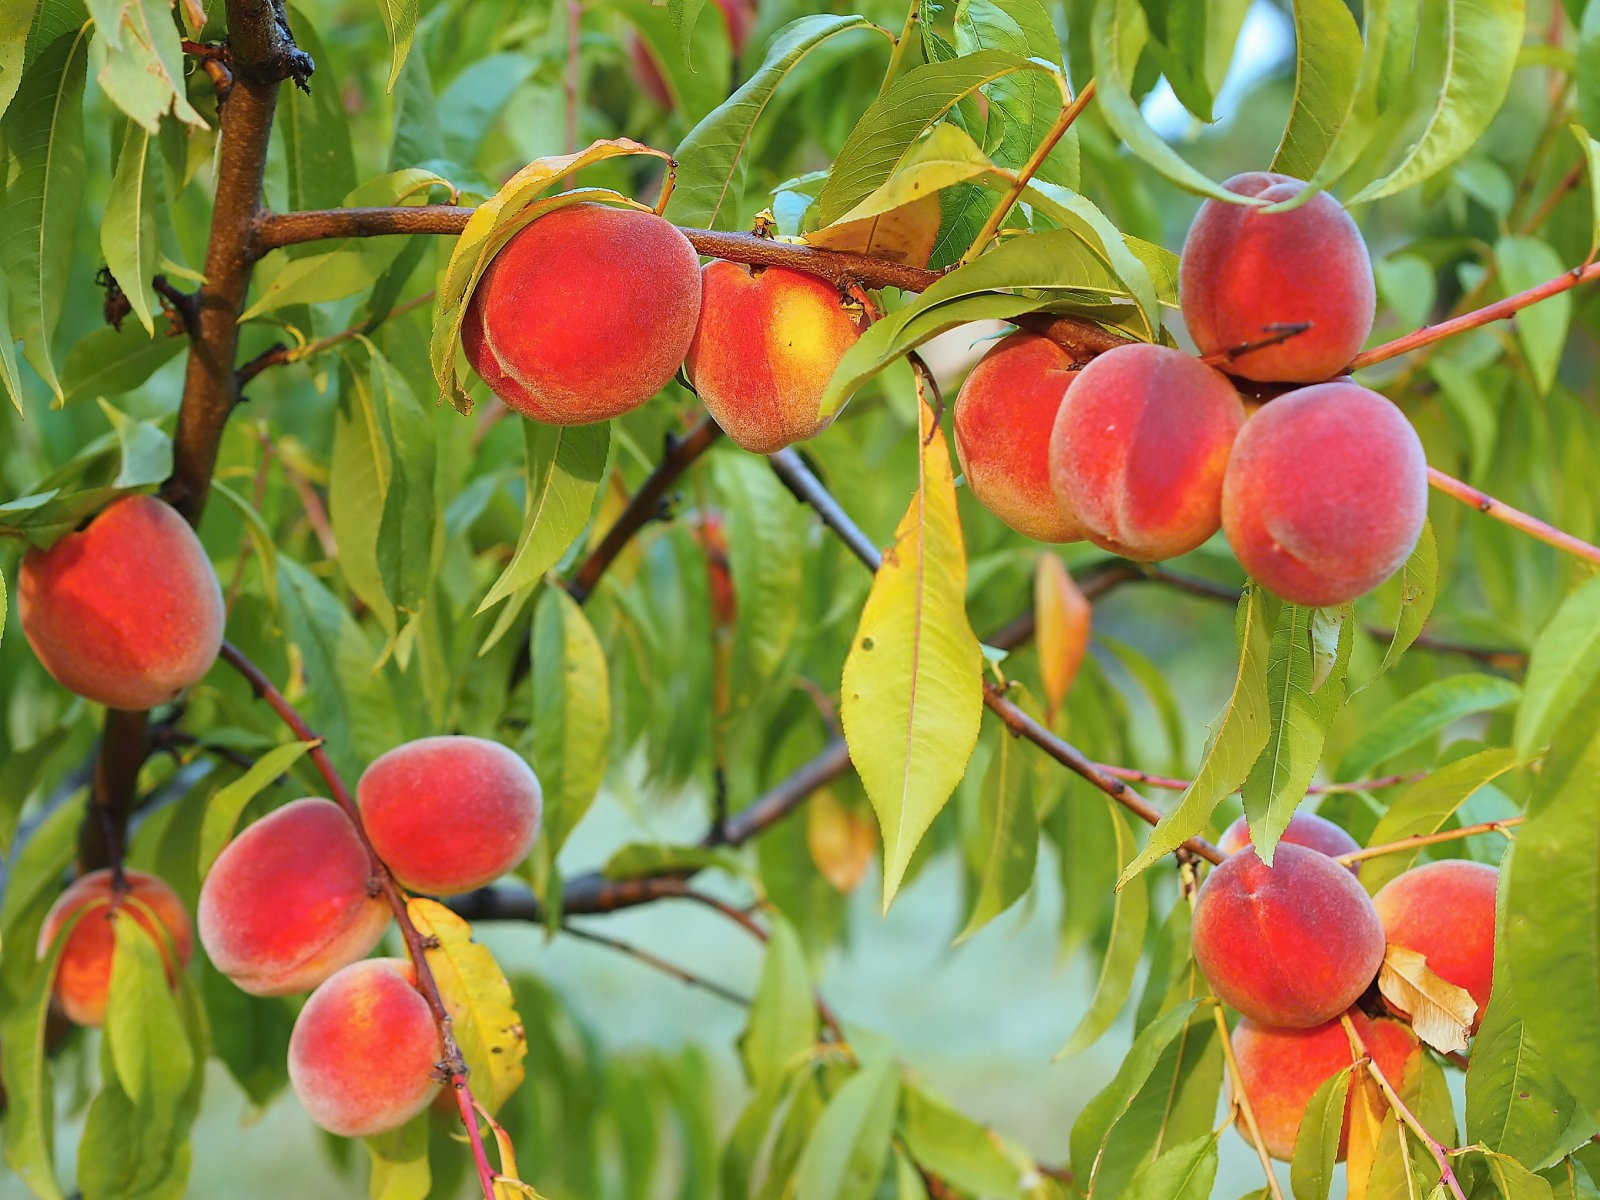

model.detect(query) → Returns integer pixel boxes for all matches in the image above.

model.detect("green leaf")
[900,1084,1030,1197]
[88,0,203,133]
[366,1114,431,1199]
[477,421,609,620]
[790,1061,899,1200]
[98,397,171,488]
[1118,587,1272,886]
[1337,673,1520,781]
[1059,799,1148,1056]
[1350,0,1527,201]
[375,0,418,92]
[1474,1149,1558,1200]
[58,319,185,405]
[209,477,279,609]
[533,586,611,857]
[840,424,983,908]
[1468,988,1574,1167]
[1572,125,1600,259]
[1291,1067,1353,1200]
[742,915,817,1089]
[1,25,90,403]
[0,0,32,120]
[1356,747,1521,894]
[0,254,23,414]
[1514,573,1600,758]
[196,740,319,876]
[367,345,437,621]
[712,452,806,692]
[1497,235,1571,394]
[281,6,359,211]
[1380,520,1440,673]
[601,842,747,880]
[665,14,882,229]
[1122,1132,1218,1200]
[106,912,194,1103]
[1272,0,1364,179]
[0,897,74,1199]
[955,723,1039,942]
[238,248,383,321]
[955,0,1078,185]
[100,121,158,335]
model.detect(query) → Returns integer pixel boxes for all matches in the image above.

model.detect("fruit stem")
[1212,1002,1287,1200]
[1427,466,1600,567]
[1337,816,1524,867]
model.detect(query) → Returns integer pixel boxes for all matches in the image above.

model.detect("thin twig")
[1428,466,1600,566]
[1214,1002,1287,1200]
[1342,1014,1468,1200]
[236,290,435,384]
[1337,816,1524,867]
[559,922,751,1006]
[1092,762,1424,796]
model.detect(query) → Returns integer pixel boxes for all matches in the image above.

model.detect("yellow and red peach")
[356,736,542,895]
[1048,342,1245,560]
[36,869,193,1027]
[1373,860,1498,1031]
[1221,381,1427,606]
[1232,1013,1420,1160]
[1219,811,1361,863]
[287,958,442,1138]
[952,332,1088,543]
[461,203,702,425]
[1179,172,1375,382]
[18,494,224,711]
[1193,843,1385,1027]
[684,262,870,454]
[198,797,391,997]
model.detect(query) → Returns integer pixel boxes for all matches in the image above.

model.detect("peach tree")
[1,0,1598,1197]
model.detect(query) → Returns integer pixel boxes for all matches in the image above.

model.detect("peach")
[1193,843,1385,1027]
[460,203,702,424]
[1179,172,1375,382]
[356,736,542,895]
[1373,860,1498,1031]
[1219,811,1360,863]
[1232,1013,1420,1160]
[198,797,390,997]
[1048,342,1245,560]
[684,262,870,454]
[18,494,224,711]
[1221,381,1427,606]
[952,332,1088,542]
[35,869,193,1027]
[287,958,442,1138]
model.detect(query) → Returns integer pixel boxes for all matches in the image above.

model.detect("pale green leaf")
[790,1061,899,1200]
[1338,673,1520,781]
[1272,0,1364,179]
[366,1114,431,1200]
[1122,1132,1218,1200]
[100,121,158,335]
[375,0,418,92]
[89,0,204,133]
[742,915,817,1089]
[0,0,32,120]
[1497,235,1571,394]
[1380,520,1440,673]
[1514,573,1600,758]
[1060,799,1148,1056]
[196,740,319,876]
[532,587,611,856]
[1291,1067,1353,1200]
[956,724,1039,942]
[900,1084,1029,1197]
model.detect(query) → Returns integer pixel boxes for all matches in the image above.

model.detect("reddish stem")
[1428,466,1600,566]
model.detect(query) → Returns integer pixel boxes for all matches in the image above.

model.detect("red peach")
[1219,811,1361,863]
[1373,860,1498,1032]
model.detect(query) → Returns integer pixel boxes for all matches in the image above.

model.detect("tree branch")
[1428,465,1600,567]
[558,922,751,1007]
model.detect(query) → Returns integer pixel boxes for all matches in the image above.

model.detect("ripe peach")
[1232,1013,1420,1160]
[18,494,224,711]
[684,262,870,454]
[357,736,542,895]
[287,958,442,1138]
[1373,860,1498,1031]
[36,869,193,1027]
[460,203,702,425]
[952,332,1088,542]
[1193,843,1385,1027]
[1048,342,1245,560]
[198,797,390,997]
[1219,811,1361,863]
[1221,381,1427,606]
[1179,172,1375,382]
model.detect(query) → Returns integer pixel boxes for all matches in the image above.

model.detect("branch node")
[153,275,200,338]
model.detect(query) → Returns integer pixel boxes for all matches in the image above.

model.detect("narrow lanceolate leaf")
[1118,587,1272,887]
[665,14,880,229]
[1242,603,1352,864]
[1574,125,1600,260]
[956,724,1039,943]
[1292,1067,1354,1200]
[1338,672,1520,781]
[100,122,158,334]
[1514,573,1600,759]
[0,0,33,119]
[1034,552,1091,724]
[1468,984,1574,1166]
[1356,747,1521,894]
[789,1061,899,1200]
[375,0,418,92]
[840,420,983,909]
[1473,1149,1559,1200]
[1271,0,1363,179]
[742,915,816,1089]
[900,1084,1033,1197]
[196,740,319,876]
[1,904,75,1198]
[532,587,611,857]
[477,421,609,620]
[1497,235,1571,394]
[1060,800,1149,1057]
[1351,0,1527,201]
[1380,520,1439,673]
[408,899,526,1112]
[0,264,22,414]
[1121,1132,1218,1200]
[1,26,90,403]
[1378,945,1476,1054]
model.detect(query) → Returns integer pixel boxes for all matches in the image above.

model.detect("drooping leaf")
[741,915,816,1089]
[532,587,611,857]
[789,1061,899,1200]
[1272,0,1364,179]
[899,1084,1031,1197]
[955,721,1039,942]
[1514,573,1600,758]
[1059,798,1148,1056]
[1377,944,1476,1054]
[1497,235,1572,395]
[1291,1067,1354,1200]
[1336,672,1520,781]
[100,121,159,335]
[0,0,33,120]
[1379,520,1440,673]
[196,740,318,876]
[1120,1132,1218,1200]
[375,0,418,92]
[366,1114,431,1200]
[89,0,204,132]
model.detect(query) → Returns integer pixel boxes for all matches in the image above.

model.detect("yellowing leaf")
[1033,553,1091,724]
[806,191,941,267]
[1342,1066,1390,1200]
[807,788,876,893]
[407,898,527,1112]
[840,408,983,909]
[1377,944,1477,1055]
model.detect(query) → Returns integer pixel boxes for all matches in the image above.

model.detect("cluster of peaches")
[18,496,541,1139]
[1201,812,1498,1160]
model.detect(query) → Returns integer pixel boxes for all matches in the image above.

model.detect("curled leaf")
[1377,944,1476,1055]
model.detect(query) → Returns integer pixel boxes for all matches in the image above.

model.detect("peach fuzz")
[198,797,390,997]
[684,262,870,454]
[1193,843,1385,1028]
[1048,342,1245,560]
[1232,1013,1420,1160]
[1221,381,1427,606]
[461,203,702,425]
[288,958,442,1138]
[357,736,542,895]
[1219,811,1361,863]
[18,494,224,711]
[952,332,1088,543]
[36,869,193,1027]
[1179,172,1375,382]
[1373,859,1498,1031]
